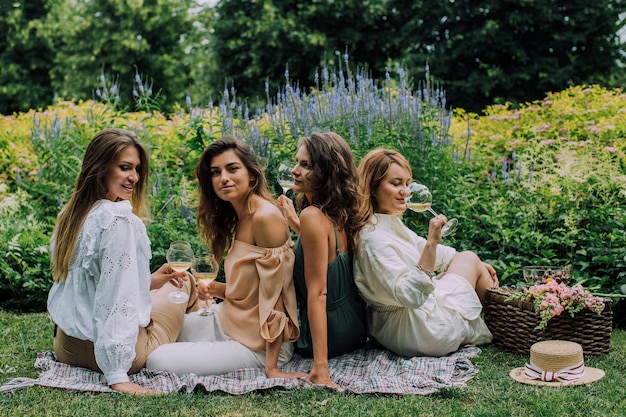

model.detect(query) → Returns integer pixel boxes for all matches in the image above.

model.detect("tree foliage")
[210,0,395,101]
[0,0,214,114]
[45,0,203,112]
[211,0,626,112]
[1,0,625,115]
[0,0,55,114]
[389,0,626,112]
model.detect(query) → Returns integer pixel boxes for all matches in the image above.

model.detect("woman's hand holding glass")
[192,252,220,316]
[405,182,458,237]
[150,263,188,291]
[166,241,194,304]
[277,194,300,233]
[277,160,295,195]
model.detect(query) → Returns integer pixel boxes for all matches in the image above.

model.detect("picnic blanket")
[1,346,481,395]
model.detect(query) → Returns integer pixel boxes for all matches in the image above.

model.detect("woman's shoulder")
[299,206,332,244]
[88,200,141,228]
[251,198,283,223]
[358,214,383,233]
[358,214,401,243]
[93,199,133,214]
[251,198,288,247]
[299,205,327,225]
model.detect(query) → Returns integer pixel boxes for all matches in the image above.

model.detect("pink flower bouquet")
[506,278,606,330]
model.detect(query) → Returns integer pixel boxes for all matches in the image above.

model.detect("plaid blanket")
[1,346,481,395]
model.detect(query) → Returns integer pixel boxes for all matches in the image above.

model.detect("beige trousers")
[53,277,198,375]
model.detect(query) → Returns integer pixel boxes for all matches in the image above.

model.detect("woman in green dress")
[278,132,368,389]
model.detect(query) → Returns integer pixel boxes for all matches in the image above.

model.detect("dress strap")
[333,225,340,255]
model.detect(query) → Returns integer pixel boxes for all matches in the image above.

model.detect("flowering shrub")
[506,278,606,330]
[0,63,455,311]
[1,64,624,315]
[447,84,626,302]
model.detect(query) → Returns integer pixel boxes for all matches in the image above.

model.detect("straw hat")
[510,340,605,386]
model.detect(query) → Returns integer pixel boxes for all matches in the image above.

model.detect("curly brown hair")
[295,132,365,252]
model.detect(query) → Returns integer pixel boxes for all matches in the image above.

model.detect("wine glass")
[277,161,294,194]
[522,265,571,285]
[405,182,458,237]
[166,241,194,304]
[191,252,220,316]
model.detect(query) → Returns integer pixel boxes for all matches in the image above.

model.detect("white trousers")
[146,303,293,376]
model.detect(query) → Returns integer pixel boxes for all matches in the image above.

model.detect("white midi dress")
[354,214,492,357]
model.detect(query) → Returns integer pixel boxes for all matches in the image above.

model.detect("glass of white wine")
[405,182,458,237]
[277,161,295,194]
[166,241,194,304]
[191,252,220,316]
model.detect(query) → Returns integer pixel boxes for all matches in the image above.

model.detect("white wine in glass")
[168,261,193,273]
[166,241,194,304]
[192,252,220,316]
[277,161,294,194]
[405,182,458,237]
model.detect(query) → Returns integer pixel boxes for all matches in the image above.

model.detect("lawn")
[0,310,624,416]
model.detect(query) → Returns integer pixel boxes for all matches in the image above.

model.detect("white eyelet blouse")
[48,199,152,385]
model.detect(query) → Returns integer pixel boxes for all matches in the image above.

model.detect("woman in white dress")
[353,148,498,357]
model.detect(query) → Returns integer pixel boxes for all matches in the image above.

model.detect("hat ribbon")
[524,361,585,382]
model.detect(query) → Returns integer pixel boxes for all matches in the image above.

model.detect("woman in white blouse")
[47,128,196,395]
[353,148,498,357]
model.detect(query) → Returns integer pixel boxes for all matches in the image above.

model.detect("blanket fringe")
[0,377,38,393]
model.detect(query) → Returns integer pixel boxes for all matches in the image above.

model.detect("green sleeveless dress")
[292,226,368,358]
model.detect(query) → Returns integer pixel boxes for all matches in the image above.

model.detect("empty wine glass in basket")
[192,252,220,316]
[405,182,458,237]
[166,241,194,304]
[522,265,572,285]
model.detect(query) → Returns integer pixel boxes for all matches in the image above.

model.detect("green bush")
[448,86,626,296]
[1,68,624,318]
[0,182,53,311]
[0,64,456,312]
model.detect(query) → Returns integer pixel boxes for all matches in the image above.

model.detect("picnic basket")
[483,287,613,356]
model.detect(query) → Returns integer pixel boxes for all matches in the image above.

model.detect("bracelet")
[416,264,437,277]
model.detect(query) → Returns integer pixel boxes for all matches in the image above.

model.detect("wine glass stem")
[427,208,441,218]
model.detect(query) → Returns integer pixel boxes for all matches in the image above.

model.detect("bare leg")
[441,251,496,304]
[265,335,307,379]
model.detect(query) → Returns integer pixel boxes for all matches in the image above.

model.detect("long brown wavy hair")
[52,128,149,282]
[295,132,365,252]
[195,135,275,260]
[356,148,412,224]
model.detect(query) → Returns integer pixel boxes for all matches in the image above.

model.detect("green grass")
[1,310,624,417]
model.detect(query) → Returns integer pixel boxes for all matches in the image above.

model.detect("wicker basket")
[484,287,613,356]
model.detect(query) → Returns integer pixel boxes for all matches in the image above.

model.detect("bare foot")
[110,381,162,395]
[308,374,340,390]
[266,369,308,379]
